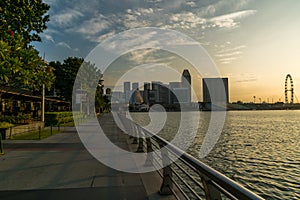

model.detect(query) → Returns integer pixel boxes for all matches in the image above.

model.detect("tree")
[0,30,54,90]
[0,0,50,44]
[77,62,104,114]
[50,57,84,101]
[0,0,54,90]
[50,57,109,113]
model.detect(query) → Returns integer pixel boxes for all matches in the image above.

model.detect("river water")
[129,110,300,200]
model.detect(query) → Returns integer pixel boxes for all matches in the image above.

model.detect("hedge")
[45,112,84,126]
[45,112,72,126]
[0,122,14,129]
[0,114,32,124]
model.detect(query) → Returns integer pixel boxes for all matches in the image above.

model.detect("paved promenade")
[0,114,175,200]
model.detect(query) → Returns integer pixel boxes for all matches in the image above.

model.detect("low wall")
[4,121,44,139]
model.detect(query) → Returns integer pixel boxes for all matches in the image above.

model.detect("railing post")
[132,124,138,144]
[200,173,222,200]
[9,127,12,139]
[136,126,144,152]
[38,126,41,140]
[159,141,173,195]
[0,132,3,155]
[128,121,134,139]
[144,137,153,166]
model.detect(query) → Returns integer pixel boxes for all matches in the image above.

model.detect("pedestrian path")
[0,114,175,200]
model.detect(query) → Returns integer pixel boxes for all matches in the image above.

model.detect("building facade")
[202,78,229,104]
[123,82,131,104]
[181,69,191,103]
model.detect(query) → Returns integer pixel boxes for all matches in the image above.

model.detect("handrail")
[118,114,264,200]
[150,132,263,200]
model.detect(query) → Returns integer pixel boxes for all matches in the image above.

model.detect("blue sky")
[33,0,300,102]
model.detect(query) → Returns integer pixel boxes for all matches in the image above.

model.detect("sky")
[33,0,300,103]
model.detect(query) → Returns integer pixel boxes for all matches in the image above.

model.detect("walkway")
[0,114,175,200]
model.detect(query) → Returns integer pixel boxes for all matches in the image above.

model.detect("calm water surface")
[130,110,300,200]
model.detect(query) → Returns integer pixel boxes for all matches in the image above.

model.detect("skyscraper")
[143,82,150,104]
[124,81,131,104]
[181,69,191,103]
[131,82,139,104]
[152,81,162,103]
[132,82,139,91]
[169,82,181,104]
[202,78,229,104]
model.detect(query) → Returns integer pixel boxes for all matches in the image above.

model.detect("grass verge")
[12,128,61,140]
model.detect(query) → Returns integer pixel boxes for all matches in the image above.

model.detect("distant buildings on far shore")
[110,69,194,107]
[201,78,229,110]
[107,69,230,110]
[105,72,300,111]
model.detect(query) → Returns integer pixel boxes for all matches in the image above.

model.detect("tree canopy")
[50,57,109,113]
[50,57,84,101]
[0,0,54,90]
[0,0,50,44]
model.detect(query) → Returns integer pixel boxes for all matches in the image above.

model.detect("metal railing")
[118,114,264,200]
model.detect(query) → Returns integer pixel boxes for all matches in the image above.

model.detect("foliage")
[76,60,105,113]
[0,33,55,90]
[0,122,14,129]
[49,57,108,113]
[0,0,54,90]
[49,57,84,101]
[95,90,111,113]
[0,0,50,44]
[45,112,80,126]
[0,114,32,124]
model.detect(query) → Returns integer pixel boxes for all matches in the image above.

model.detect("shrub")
[0,114,32,124]
[45,112,75,126]
[0,122,14,129]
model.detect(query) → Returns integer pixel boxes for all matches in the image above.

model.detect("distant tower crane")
[285,74,294,104]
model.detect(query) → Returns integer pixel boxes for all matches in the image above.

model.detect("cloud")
[236,78,258,83]
[74,14,111,35]
[47,0,257,43]
[122,8,164,29]
[128,49,159,64]
[235,77,258,83]
[43,34,55,43]
[215,51,243,57]
[96,31,117,42]
[44,0,59,6]
[215,44,247,65]
[210,10,257,28]
[56,42,72,49]
[218,45,247,53]
[186,1,197,8]
[168,12,207,29]
[219,55,241,65]
[215,45,247,64]
[231,73,259,83]
[199,0,253,17]
[51,9,83,27]
[41,0,257,61]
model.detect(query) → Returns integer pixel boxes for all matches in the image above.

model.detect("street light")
[42,84,45,123]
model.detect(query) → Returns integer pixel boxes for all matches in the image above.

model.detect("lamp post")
[42,84,45,123]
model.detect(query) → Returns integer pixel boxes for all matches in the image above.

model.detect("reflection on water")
[130,110,300,200]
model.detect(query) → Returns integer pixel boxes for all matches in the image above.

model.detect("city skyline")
[114,69,193,104]
[32,0,300,102]
[106,71,296,104]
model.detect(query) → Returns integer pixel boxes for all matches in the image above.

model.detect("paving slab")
[0,114,176,200]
